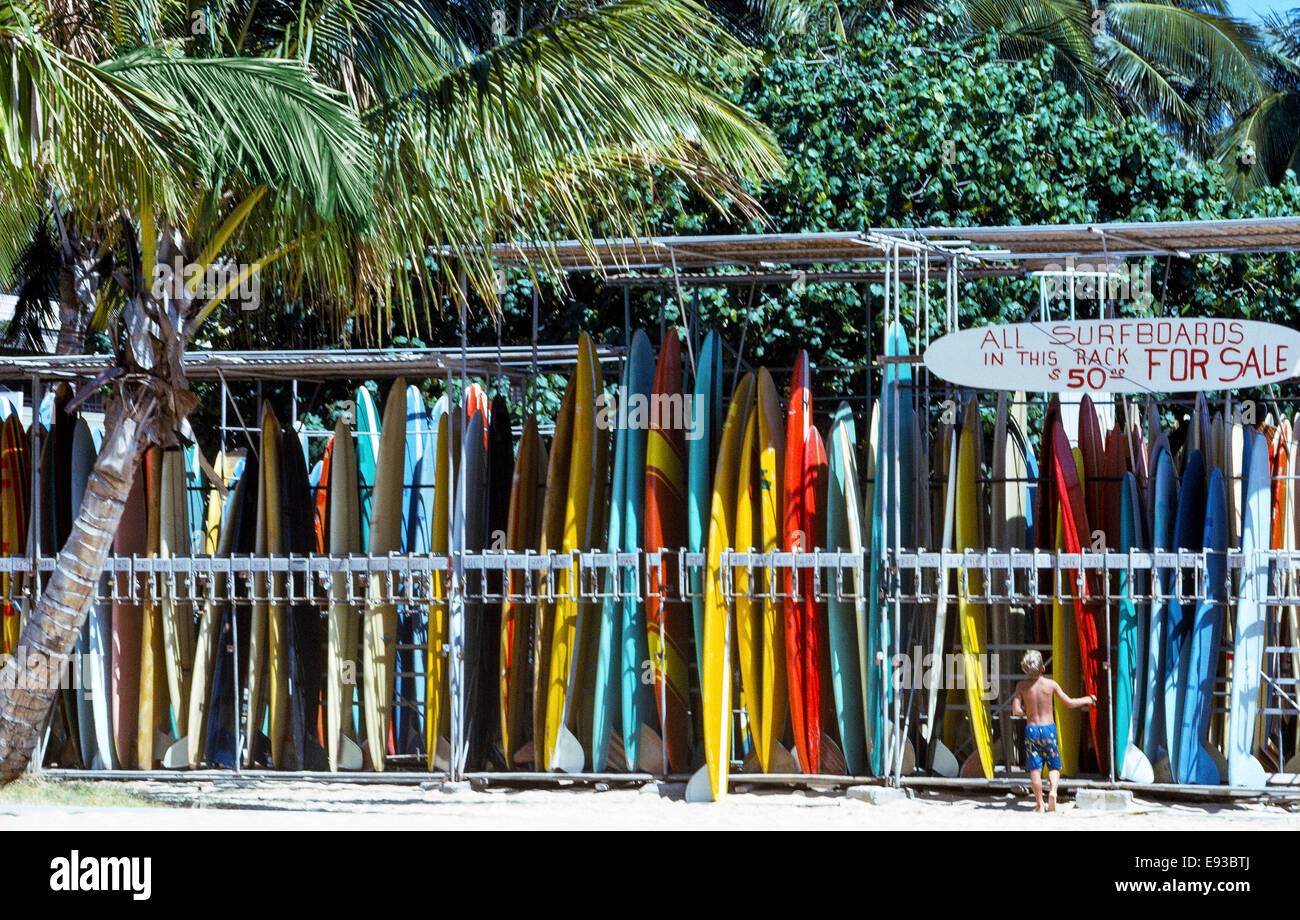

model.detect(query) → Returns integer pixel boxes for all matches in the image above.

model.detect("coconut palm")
[0,0,782,779]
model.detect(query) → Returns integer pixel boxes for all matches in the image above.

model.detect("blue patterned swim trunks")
[1024,723,1062,772]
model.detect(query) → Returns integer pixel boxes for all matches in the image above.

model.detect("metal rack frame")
[16,217,1300,798]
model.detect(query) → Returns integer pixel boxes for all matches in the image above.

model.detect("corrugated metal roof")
[483,217,1300,274]
[0,344,624,382]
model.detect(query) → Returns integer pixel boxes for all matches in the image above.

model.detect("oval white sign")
[923,318,1300,393]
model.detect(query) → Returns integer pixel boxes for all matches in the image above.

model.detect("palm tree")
[0,0,783,779]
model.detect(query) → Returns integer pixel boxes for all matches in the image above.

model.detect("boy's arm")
[1011,682,1026,718]
[1050,680,1095,709]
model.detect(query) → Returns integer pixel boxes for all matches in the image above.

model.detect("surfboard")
[956,396,993,778]
[187,450,240,768]
[1142,448,1177,770]
[69,418,113,769]
[1116,472,1154,782]
[545,333,602,773]
[593,369,631,773]
[783,351,823,774]
[354,386,380,550]
[1050,421,1112,774]
[1,413,28,655]
[826,403,866,775]
[450,406,488,774]
[281,421,326,770]
[363,379,407,770]
[479,396,513,769]
[618,332,655,771]
[501,419,545,768]
[203,457,257,768]
[689,331,722,682]
[396,385,431,756]
[427,400,458,771]
[248,404,286,768]
[645,330,693,774]
[870,323,915,776]
[1176,466,1227,785]
[534,367,577,770]
[923,417,959,777]
[137,448,169,769]
[158,448,196,768]
[1166,450,1206,777]
[327,417,361,772]
[1228,429,1269,787]
[698,372,754,802]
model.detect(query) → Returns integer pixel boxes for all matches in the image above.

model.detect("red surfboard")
[783,352,822,773]
[644,331,692,773]
[1050,418,1111,771]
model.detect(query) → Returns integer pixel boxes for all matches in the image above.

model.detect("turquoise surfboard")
[354,386,380,550]
[1116,472,1153,782]
[688,331,722,680]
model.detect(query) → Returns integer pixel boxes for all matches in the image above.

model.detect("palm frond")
[102,49,377,230]
[1217,89,1300,197]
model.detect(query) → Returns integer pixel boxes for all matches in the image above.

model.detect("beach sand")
[1,778,1296,830]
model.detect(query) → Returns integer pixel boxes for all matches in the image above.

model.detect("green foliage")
[480,10,1300,414]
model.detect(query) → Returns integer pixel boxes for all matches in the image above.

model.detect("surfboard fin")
[636,723,664,774]
[1228,754,1267,788]
[161,735,188,770]
[550,725,585,774]
[684,765,713,803]
[1120,743,1155,784]
[1283,750,1300,774]
[930,740,959,778]
[512,739,535,766]
[429,735,450,772]
[1186,747,1219,786]
[339,734,363,771]
[771,741,800,774]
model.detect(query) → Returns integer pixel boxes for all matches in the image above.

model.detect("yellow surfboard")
[736,368,787,773]
[1051,449,1085,776]
[955,396,994,779]
[545,333,600,771]
[364,378,407,770]
[702,373,755,801]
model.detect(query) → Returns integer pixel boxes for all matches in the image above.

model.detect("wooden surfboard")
[363,379,407,770]
[644,330,693,774]
[327,417,362,771]
[500,419,545,768]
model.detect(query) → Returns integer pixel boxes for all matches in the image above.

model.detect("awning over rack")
[476,217,1300,280]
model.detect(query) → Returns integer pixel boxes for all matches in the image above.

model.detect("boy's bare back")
[1015,675,1068,725]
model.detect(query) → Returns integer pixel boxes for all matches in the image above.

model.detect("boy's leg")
[1047,769,1060,812]
[1029,768,1044,812]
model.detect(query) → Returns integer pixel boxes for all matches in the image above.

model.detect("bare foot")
[1047,791,1057,812]
[1035,803,1044,813]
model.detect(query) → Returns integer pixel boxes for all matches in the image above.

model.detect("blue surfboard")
[1165,449,1205,775]
[1176,467,1227,784]
[1228,430,1270,787]
[688,331,722,680]
[1143,447,1177,767]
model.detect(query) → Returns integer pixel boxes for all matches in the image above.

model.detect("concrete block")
[845,786,910,805]
[1073,788,1133,811]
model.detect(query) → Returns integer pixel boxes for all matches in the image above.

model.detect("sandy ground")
[2,779,1298,830]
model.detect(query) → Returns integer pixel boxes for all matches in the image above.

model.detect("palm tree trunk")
[0,388,159,779]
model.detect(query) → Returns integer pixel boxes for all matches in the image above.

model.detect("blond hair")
[1021,649,1044,676]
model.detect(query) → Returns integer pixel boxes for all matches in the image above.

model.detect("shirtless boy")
[1011,649,1095,813]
